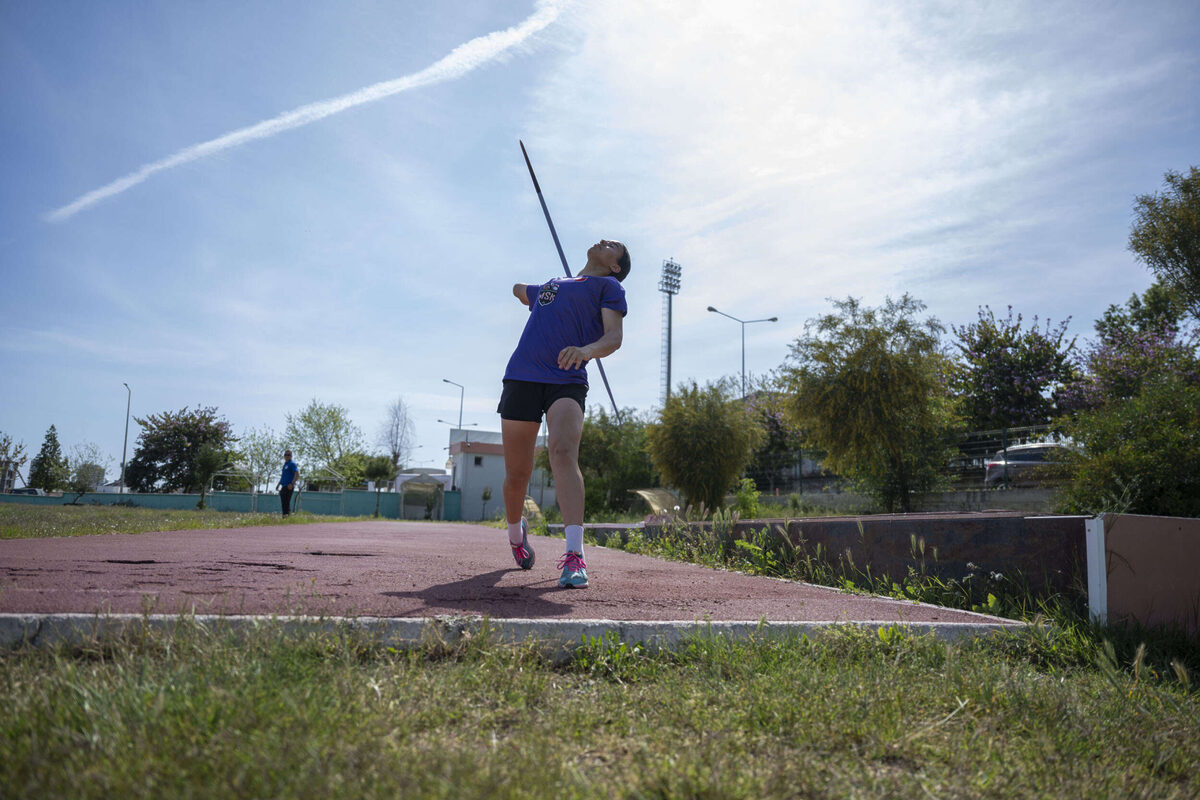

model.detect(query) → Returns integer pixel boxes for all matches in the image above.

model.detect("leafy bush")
[645,380,764,511]
[732,477,761,519]
[1056,374,1200,516]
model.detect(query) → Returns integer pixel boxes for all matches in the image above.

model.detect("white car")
[984,442,1072,487]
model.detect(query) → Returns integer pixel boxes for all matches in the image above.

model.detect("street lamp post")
[438,420,478,444]
[438,420,478,500]
[442,379,465,428]
[120,382,131,494]
[706,307,779,397]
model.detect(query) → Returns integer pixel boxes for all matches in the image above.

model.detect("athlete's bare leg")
[501,418,540,525]
[545,397,585,527]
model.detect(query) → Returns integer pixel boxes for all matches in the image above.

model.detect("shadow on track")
[382,568,575,617]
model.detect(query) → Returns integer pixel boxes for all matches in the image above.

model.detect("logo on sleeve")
[537,282,560,306]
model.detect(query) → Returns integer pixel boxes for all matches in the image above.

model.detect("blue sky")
[2,0,1198,480]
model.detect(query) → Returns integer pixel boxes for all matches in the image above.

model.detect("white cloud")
[45,0,566,222]
[529,0,1188,325]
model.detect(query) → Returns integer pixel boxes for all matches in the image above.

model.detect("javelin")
[519,140,623,424]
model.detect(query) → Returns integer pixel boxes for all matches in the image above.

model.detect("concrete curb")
[0,613,1022,652]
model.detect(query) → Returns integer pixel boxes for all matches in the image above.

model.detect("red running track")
[0,521,1010,624]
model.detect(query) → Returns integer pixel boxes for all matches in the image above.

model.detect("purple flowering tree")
[951,306,1077,431]
[1055,285,1200,516]
[1059,327,1200,413]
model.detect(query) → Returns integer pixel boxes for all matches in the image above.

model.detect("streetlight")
[120,382,131,494]
[442,379,464,428]
[706,306,779,397]
[438,419,478,444]
[438,420,477,495]
[401,444,423,470]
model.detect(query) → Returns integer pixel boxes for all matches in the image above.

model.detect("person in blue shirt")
[276,450,299,517]
[497,239,630,588]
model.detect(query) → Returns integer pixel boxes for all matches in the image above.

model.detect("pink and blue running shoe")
[511,520,535,570]
[557,551,588,588]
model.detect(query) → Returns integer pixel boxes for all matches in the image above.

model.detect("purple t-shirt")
[503,275,628,385]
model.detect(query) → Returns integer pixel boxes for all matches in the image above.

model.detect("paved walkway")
[0,521,1009,626]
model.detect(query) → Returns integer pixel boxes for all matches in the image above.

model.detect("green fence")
[0,490,412,519]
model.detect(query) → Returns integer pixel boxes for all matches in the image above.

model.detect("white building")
[0,461,18,493]
[446,427,556,521]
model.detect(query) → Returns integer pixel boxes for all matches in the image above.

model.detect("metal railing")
[743,424,1064,494]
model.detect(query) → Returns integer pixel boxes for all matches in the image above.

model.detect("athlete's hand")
[557,345,591,370]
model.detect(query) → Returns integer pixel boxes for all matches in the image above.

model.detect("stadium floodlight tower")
[658,258,682,404]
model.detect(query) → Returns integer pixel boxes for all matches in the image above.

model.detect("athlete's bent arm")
[513,283,531,307]
[557,307,623,370]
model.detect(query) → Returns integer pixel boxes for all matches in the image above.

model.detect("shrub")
[1056,374,1200,516]
[732,478,761,519]
[645,380,764,512]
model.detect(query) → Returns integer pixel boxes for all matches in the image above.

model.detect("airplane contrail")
[45,1,563,223]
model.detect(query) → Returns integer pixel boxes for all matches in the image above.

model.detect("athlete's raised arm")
[557,307,623,370]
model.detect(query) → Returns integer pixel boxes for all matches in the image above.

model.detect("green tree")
[1054,235,1200,514]
[1056,373,1200,517]
[65,442,111,503]
[1129,166,1200,319]
[535,407,658,518]
[1,431,28,489]
[364,454,397,517]
[744,375,807,494]
[236,426,282,493]
[285,399,364,479]
[645,380,765,513]
[1094,281,1190,345]
[28,425,70,491]
[124,406,235,493]
[950,306,1076,430]
[193,443,229,510]
[330,451,368,489]
[781,295,958,513]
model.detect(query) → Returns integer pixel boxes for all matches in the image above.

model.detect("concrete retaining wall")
[573,512,1089,599]
[757,513,1088,596]
[1088,513,1200,633]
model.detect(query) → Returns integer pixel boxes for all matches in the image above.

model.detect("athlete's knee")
[546,438,577,466]
[504,466,532,486]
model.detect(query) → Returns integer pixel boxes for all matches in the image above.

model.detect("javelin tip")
[518,140,541,193]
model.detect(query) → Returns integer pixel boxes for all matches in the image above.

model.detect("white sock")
[565,524,584,556]
[508,520,525,546]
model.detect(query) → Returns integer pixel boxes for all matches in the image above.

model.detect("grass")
[0,503,377,540]
[1,618,1197,799]
[3,503,1198,797]
[557,513,1200,691]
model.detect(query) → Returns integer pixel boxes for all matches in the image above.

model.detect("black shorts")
[497,380,588,423]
